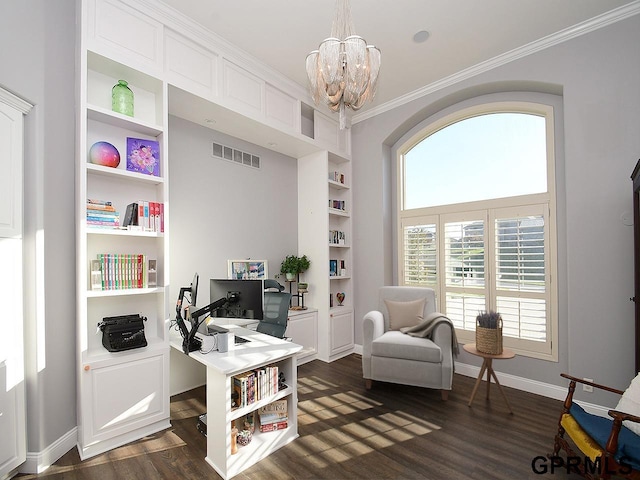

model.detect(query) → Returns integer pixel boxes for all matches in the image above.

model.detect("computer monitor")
[190,272,199,309]
[209,279,264,320]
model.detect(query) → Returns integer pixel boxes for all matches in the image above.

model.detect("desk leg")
[468,360,488,407]
[488,367,513,414]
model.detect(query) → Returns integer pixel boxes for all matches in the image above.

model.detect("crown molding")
[352,0,640,125]
[0,86,33,114]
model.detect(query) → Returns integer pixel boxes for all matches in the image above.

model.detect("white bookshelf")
[76,32,170,458]
[298,150,354,362]
[173,328,301,480]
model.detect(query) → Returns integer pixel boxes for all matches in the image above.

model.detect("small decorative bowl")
[237,429,252,446]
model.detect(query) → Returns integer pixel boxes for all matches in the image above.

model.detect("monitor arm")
[175,286,191,341]
[182,296,229,354]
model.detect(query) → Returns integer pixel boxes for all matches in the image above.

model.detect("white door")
[0,89,31,479]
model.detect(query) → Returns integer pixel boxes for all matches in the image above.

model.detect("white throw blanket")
[400,312,460,356]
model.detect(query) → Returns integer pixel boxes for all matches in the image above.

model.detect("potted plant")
[279,254,310,281]
[475,310,503,354]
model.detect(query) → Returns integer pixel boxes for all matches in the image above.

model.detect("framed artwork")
[126,137,160,176]
[228,260,268,280]
[329,259,338,276]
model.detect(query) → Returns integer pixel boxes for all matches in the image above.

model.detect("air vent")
[212,142,260,169]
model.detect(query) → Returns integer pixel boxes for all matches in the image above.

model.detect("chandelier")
[305,0,381,129]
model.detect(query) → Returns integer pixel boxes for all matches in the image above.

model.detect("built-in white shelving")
[76,0,353,467]
[76,3,170,458]
[298,150,354,362]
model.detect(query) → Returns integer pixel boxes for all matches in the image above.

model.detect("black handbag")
[97,314,148,352]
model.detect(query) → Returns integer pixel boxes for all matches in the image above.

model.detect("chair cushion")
[384,297,426,330]
[570,403,640,471]
[615,372,640,436]
[371,331,442,363]
[560,413,604,462]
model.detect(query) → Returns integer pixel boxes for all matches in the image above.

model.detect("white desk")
[207,316,259,330]
[170,325,302,480]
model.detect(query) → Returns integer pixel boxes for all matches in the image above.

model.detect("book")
[233,372,253,408]
[258,412,288,424]
[138,202,144,229]
[86,203,116,212]
[258,399,287,424]
[87,215,119,222]
[143,201,150,230]
[259,420,288,433]
[149,201,156,232]
[87,199,112,206]
[153,202,160,232]
[258,398,287,414]
[122,202,138,227]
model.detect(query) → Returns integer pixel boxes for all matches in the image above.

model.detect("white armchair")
[362,286,455,400]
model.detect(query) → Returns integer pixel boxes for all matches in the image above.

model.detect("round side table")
[463,343,515,414]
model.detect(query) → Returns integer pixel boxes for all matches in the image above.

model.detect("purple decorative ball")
[89,141,120,168]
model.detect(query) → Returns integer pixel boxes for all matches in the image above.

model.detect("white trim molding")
[454,362,611,418]
[19,428,78,475]
[0,87,33,114]
[353,1,640,124]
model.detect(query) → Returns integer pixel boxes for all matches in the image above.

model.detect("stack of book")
[232,365,280,409]
[328,171,346,184]
[92,253,149,290]
[329,229,346,245]
[329,199,346,211]
[258,399,288,432]
[87,199,119,229]
[122,201,164,233]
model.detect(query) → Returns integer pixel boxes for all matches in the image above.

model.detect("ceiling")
[160,0,636,120]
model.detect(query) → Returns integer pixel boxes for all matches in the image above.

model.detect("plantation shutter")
[493,210,548,343]
[401,219,437,286]
[443,218,486,331]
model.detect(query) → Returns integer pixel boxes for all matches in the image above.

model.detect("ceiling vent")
[212,142,260,169]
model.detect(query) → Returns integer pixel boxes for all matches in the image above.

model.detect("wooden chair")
[550,373,640,479]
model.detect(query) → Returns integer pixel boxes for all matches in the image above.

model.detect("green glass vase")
[111,79,134,117]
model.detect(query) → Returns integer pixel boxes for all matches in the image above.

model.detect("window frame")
[397,101,558,361]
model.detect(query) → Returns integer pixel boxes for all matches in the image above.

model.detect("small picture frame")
[329,259,338,276]
[126,137,160,176]
[228,260,268,280]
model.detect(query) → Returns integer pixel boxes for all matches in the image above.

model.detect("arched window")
[398,101,558,360]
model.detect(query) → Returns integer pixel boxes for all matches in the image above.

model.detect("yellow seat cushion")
[561,413,604,462]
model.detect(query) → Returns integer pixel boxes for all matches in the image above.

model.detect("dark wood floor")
[17,354,586,480]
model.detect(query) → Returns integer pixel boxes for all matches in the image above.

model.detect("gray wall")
[0,0,77,453]
[352,14,640,406]
[0,0,300,459]
[2,0,638,464]
[168,115,299,394]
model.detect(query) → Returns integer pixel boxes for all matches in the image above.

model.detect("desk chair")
[257,280,291,339]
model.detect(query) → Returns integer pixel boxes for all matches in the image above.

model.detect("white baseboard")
[454,361,611,417]
[19,427,77,474]
[355,343,611,417]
